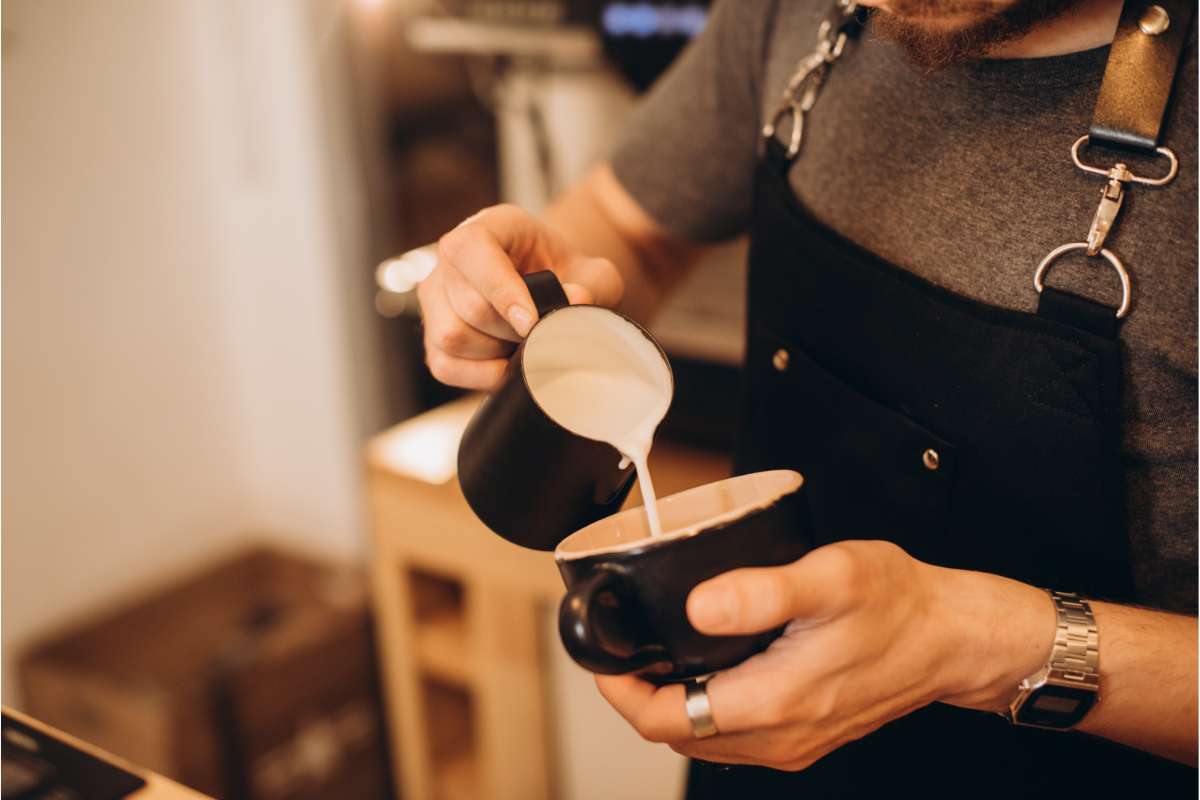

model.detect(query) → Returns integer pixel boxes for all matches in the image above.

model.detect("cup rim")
[554,469,804,561]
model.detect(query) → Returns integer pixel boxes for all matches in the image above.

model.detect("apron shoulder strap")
[1089,0,1196,153]
[1038,287,1122,340]
[1040,0,1193,334]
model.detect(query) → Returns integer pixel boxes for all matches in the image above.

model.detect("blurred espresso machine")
[372,0,745,447]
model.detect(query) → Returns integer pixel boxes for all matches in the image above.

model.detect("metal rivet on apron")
[922,448,940,471]
[1139,5,1169,35]
[772,348,790,371]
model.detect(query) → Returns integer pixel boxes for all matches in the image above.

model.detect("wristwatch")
[1006,590,1100,730]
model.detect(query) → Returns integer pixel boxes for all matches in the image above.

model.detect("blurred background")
[1,1,745,798]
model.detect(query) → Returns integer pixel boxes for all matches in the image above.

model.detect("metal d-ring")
[1033,242,1131,319]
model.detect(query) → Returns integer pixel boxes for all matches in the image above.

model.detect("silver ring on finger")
[685,677,718,739]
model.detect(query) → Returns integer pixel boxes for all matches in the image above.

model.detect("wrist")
[928,565,1057,712]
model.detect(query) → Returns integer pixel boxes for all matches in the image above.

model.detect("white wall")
[1,0,382,703]
[2,4,697,797]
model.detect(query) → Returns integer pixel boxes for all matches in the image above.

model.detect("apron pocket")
[741,328,959,563]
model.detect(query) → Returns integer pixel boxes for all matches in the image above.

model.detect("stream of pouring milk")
[527,368,669,536]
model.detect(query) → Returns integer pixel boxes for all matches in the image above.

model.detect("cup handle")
[558,565,673,675]
[523,271,570,318]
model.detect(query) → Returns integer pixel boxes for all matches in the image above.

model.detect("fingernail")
[689,585,733,632]
[507,305,534,337]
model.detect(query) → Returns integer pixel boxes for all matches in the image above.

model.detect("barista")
[416,0,1198,795]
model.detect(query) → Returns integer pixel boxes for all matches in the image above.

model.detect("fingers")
[441,266,524,345]
[693,646,815,736]
[425,272,515,358]
[687,545,862,635]
[561,255,624,308]
[419,271,512,391]
[420,203,626,391]
[600,669,834,773]
[686,566,808,636]
[669,728,788,767]
[593,665,776,745]
[562,282,595,306]
[437,206,541,337]
[594,650,818,747]
[593,668,776,746]
[423,346,509,391]
[594,675,693,744]
[670,737,764,766]
[670,733,829,773]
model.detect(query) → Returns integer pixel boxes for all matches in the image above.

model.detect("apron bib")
[686,0,1196,786]
[682,140,1192,799]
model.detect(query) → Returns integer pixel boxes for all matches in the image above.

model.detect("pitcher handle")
[523,271,570,318]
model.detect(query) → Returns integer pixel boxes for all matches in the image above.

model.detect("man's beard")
[871,0,1086,71]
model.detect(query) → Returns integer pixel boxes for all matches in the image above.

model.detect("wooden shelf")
[434,752,479,800]
[422,678,478,800]
[415,614,472,686]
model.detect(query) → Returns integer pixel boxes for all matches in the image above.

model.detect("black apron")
[685,9,1196,797]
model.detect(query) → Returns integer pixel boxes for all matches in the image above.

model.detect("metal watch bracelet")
[1005,590,1100,727]
[1045,591,1100,680]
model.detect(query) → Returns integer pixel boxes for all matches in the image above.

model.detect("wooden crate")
[19,546,393,800]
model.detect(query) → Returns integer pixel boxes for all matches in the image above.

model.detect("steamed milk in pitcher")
[523,306,673,536]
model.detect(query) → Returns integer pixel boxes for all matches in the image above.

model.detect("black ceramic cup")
[555,470,812,683]
[457,271,674,551]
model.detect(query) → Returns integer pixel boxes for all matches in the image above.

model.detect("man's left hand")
[595,540,1055,771]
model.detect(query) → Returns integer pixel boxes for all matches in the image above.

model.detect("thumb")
[562,282,595,305]
[687,551,850,635]
[561,256,624,309]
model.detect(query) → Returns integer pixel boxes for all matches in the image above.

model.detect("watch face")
[1015,683,1098,729]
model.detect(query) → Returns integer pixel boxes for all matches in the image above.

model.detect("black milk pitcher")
[457,271,674,551]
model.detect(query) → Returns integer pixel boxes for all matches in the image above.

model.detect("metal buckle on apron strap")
[1033,136,1179,320]
[761,0,862,160]
[1033,0,1192,322]
[1071,135,1179,253]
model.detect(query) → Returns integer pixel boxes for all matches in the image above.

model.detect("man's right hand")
[417,203,624,391]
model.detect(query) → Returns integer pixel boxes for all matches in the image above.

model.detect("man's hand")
[417,203,624,390]
[596,540,1059,771]
[595,540,1198,768]
[416,165,704,391]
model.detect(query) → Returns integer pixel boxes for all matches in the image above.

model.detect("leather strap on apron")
[1090,0,1196,152]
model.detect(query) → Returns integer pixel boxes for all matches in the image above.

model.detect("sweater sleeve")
[608,0,777,242]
